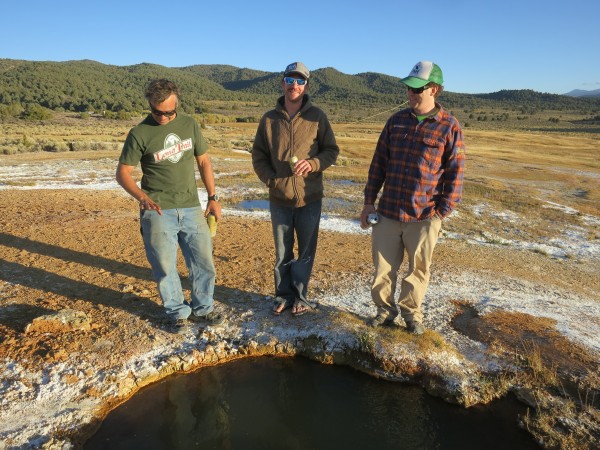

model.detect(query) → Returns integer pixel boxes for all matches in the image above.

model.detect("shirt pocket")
[421,135,445,172]
[388,127,409,148]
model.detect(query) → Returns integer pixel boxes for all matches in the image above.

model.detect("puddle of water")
[323,197,355,210]
[332,179,359,185]
[237,199,269,210]
[85,357,537,450]
[235,198,356,213]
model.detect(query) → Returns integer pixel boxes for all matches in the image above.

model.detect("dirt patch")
[452,303,597,377]
[0,189,371,371]
[1,188,598,374]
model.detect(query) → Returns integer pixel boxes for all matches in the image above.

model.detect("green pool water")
[85,357,537,449]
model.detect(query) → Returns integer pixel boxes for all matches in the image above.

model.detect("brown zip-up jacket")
[252,95,339,208]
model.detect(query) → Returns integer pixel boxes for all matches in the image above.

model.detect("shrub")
[22,105,53,120]
[38,140,69,152]
[0,103,24,118]
[235,116,260,123]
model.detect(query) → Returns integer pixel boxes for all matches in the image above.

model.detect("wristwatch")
[208,194,219,201]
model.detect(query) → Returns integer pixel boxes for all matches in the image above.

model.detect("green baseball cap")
[401,61,444,88]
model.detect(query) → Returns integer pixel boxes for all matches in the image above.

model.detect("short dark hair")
[144,79,179,106]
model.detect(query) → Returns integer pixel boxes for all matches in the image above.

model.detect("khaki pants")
[370,215,442,324]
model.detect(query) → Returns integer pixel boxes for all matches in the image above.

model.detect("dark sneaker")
[406,321,425,335]
[369,313,398,328]
[189,310,225,326]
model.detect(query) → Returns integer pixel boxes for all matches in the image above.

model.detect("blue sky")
[3,0,599,95]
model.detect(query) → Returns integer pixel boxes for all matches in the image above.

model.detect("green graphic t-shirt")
[119,113,208,209]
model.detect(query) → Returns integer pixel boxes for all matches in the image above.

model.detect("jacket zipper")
[289,116,300,202]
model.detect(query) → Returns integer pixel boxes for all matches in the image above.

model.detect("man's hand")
[294,159,313,177]
[139,197,162,215]
[360,205,377,229]
[205,199,222,221]
[116,162,162,215]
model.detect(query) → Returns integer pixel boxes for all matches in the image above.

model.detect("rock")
[513,386,538,408]
[25,309,92,334]
[120,284,135,293]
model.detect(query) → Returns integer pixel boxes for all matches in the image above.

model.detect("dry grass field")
[2,113,599,294]
[2,114,599,313]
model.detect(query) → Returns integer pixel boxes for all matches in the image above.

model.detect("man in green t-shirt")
[116,79,224,333]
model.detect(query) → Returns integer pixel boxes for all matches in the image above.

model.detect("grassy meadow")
[1,110,599,250]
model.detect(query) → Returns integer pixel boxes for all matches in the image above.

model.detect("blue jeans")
[269,199,321,304]
[140,207,215,320]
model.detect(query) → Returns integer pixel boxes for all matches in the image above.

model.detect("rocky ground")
[0,183,599,449]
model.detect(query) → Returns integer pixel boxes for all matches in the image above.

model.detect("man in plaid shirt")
[360,61,465,335]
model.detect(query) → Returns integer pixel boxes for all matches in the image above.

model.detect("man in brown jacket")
[252,61,339,316]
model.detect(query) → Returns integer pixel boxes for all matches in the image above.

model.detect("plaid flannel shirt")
[364,105,465,222]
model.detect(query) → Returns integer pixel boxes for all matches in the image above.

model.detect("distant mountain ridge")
[1,59,599,116]
[564,88,600,98]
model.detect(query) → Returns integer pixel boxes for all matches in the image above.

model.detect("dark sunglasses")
[284,77,307,86]
[151,108,177,117]
[407,85,431,94]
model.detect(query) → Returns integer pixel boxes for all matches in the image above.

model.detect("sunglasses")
[151,108,177,117]
[284,77,307,86]
[407,85,431,94]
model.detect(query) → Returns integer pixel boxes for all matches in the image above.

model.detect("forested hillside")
[1,59,599,122]
[0,60,261,116]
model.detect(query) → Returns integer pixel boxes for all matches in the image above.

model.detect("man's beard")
[286,90,304,103]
